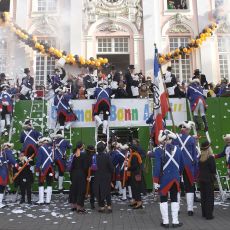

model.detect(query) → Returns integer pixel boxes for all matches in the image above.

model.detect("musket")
[13,153,35,181]
[122,150,129,188]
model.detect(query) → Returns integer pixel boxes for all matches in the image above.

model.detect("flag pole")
[154,44,176,132]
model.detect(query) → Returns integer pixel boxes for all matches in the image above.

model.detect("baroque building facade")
[0,0,229,86]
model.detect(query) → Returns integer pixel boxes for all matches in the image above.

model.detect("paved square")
[0,193,229,230]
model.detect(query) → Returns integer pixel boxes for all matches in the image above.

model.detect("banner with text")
[47,98,187,129]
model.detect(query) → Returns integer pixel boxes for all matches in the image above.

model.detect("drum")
[20,85,30,95]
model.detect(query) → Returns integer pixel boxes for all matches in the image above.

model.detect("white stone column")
[196,0,218,83]
[133,34,140,71]
[142,0,161,77]
[85,35,94,59]
[70,0,83,55]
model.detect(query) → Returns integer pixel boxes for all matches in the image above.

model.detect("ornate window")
[35,38,56,86]
[218,37,230,81]
[0,38,7,73]
[167,0,188,10]
[97,37,129,54]
[169,37,191,82]
[36,0,57,12]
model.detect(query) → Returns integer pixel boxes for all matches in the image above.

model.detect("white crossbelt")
[56,95,68,110]
[41,146,53,169]
[117,150,125,170]
[55,139,65,158]
[24,130,37,144]
[189,86,204,97]
[176,134,194,162]
[163,147,179,171]
[97,88,109,100]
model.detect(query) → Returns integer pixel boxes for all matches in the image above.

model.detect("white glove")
[154,183,160,190]
[35,172,39,177]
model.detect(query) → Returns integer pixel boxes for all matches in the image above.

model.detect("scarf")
[128,151,142,168]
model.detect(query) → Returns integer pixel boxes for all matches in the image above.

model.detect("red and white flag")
[153,47,169,144]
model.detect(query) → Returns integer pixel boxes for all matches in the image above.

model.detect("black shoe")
[107,207,112,213]
[160,223,169,228]
[133,204,143,209]
[172,223,183,228]
[188,211,194,216]
[90,203,95,210]
[206,216,214,220]
[71,208,77,211]
[77,209,87,214]
[98,208,106,213]
[20,199,25,204]
[129,203,137,207]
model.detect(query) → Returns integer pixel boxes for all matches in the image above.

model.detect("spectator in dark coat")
[115,81,128,98]
[163,66,177,97]
[69,142,88,214]
[93,141,114,213]
[198,141,216,220]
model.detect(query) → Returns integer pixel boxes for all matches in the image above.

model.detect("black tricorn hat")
[24,68,30,74]
[111,65,116,70]
[0,73,6,78]
[200,141,211,150]
[194,69,201,75]
[96,141,106,152]
[86,145,95,152]
[128,65,135,70]
[129,144,139,152]
[76,141,83,149]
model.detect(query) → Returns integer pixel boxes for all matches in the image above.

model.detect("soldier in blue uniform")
[52,130,72,192]
[153,130,184,228]
[110,142,125,196]
[93,81,113,135]
[20,119,42,158]
[0,83,13,135]
[54,87,77,130]
[35,137,54,205]
[173,121,198,216]
[214,134,230,176]
[187,78,208,131]
[0,142,18,208]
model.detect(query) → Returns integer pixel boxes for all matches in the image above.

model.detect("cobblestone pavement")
[0,193,229,230]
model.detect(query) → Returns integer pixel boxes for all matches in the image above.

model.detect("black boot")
[201,116,208,131]
[193,116,200,131]
[172,223,183,228]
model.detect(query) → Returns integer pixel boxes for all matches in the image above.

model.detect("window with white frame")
[35,38,56,86]
[169,37,192,82]
[0,38,7,73]
[37,0,57,12]
[97,37,129,54]
[218,37,230,81]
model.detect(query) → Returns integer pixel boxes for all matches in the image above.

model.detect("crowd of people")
[0,116,229,228]
[0,63,230,228]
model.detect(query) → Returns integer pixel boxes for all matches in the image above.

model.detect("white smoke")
[215,0,230,25]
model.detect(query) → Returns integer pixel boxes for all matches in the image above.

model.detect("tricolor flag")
[153,47,169,144]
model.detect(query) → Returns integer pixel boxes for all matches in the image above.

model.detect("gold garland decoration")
[0,12,109,68]
[159,22,218,64]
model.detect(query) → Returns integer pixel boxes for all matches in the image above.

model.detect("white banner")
[47,98,187,129]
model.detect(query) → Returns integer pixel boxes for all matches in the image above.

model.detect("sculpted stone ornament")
[98,23,128,32]
[169,24,190,33]
[217,22,230,33]
[135,0,143,30]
